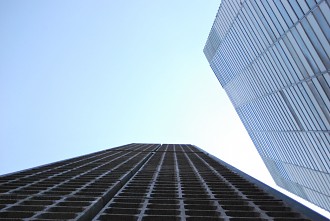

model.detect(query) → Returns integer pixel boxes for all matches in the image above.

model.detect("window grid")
[205,0,330,211]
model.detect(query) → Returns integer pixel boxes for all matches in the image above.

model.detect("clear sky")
[1,0,329,217]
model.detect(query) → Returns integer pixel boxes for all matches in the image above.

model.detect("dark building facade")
[0,143,327,220]
[204,0,330,211]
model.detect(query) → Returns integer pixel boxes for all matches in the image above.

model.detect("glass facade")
[204,0,330,211]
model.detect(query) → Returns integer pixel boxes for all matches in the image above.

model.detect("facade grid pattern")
[204,0,330,211]
[0,143,322,220]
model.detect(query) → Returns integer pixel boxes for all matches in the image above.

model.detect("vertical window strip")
[282,34,308,80]
[302,82,329,130]
[301,17,330,70]
[281,0,299,24]
[246,0,273,45]
[237,9,262,57]
[262,0,285,35]
[265,50,286,88]
[241,6,266,53]
[250,0,276,42]
[278,39,302,83]
[274,92,294,130]
[290,86,315,131]
[282,89,307,130]
[313,1,330,42]
[292,25,322,74]
[268,46,291,86]
[245,1,270,50]
[287,30,314,78]
[315,76,330,112]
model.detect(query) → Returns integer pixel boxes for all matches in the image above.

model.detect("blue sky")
[1,1,329,216]
[3,0,258,175]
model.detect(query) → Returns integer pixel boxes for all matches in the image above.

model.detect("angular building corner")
[0,143,328,220]
[204,0,330,211]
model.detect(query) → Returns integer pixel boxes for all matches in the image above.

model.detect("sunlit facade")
[204,0,330,211]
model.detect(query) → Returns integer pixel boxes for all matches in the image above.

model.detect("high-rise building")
[204,0,330,211]
[0,143,327,220]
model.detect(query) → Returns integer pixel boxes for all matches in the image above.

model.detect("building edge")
[193,145,330,221]
[0,143,137,177]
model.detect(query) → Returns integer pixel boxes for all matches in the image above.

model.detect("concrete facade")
[204,0,330,211]
[0,143,327,220]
